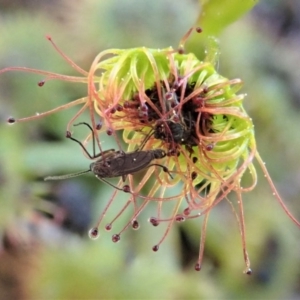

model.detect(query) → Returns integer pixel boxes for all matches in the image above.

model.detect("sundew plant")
[1,27,299,274]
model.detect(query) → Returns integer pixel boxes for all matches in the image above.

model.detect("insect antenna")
[135,129,154,151]
[44,169,91,181]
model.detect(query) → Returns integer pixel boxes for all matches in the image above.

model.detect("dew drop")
[38,80,45,87]
[110,107,116,114]
[112,234,120,243]
[131,219,140,230]
[175,215,185,222]
[206,144,214,151]
[194,263,201,271]
[149,217,159,226]
[178,47,184,54]
[183,207,191,216]
[88,227,99,240]
[7,117,16,124]
[196,27,203,33]
[106,128,113,135]
[105,223,112,231]
[96,122,102,130]
[152,245,159,252]
[244,268,252,275]
[116,104,123,112]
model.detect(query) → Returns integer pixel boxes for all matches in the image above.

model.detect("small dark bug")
[45,123,172,189]
[91,148,171,181]
[154,113,197,147]
[154,120,190,144]
[152,89,197,147]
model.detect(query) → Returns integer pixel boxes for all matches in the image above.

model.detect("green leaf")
[197,0,259,36]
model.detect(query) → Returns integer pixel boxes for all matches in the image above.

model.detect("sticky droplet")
[88,227,99,240]
[152,245,159,252]
[7,117,16,124]
[112,234,120,243]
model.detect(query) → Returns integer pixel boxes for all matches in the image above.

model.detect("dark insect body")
[45,122,172,186]
[155,91,196,146]
[154,116,196,147]
[91,148,169,180]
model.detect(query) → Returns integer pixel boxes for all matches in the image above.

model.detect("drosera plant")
[1,27,299,274]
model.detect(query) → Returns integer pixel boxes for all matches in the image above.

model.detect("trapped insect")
[143,87,198,149]
[154,118,194,145]
[45,122,172,188]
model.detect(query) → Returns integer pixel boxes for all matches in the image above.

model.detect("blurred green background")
[0,0,300,299]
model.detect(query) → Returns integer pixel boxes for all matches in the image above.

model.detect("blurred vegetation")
[0,0,300,299]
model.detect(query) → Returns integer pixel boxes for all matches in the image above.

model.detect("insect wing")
[90,151,122,178]
[107,151,154,176]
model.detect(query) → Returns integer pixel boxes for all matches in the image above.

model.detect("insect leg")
[73,122,100,158]
[148,163,173,179]
[136,129,154,151]
[70,122,115,159]
[94,175,131,193]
